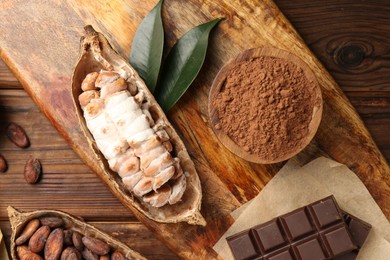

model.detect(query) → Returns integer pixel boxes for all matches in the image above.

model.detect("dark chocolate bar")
[226,196,371,260]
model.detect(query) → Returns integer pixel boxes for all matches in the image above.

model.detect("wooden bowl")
[208,47,323,164]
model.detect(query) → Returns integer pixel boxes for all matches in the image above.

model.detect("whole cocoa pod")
[82,248,99,260]
[6,122,30,148]
[24,158,41,184]
[82,236,110,255]
[111,251,126,260]
[61,247,82,260]
[40,216,65,228]
[29,225,51,253]
[15,219,40,245]
[72,231,84,251]
[0,153,7,172]
[44,228,64,260]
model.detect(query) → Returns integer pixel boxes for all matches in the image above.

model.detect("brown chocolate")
[226,196,371,260]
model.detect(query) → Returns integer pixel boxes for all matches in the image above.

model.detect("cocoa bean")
[82,248,99,260]
[15,218,40,245]
[100,255,110,260]
[0,153,7,172]
[24,158,41,184]
[72,231,84,251]
[16,245,30,259]
[6,122,30,148]
[39,216,65,228]
[64,229,74,246]
[111,251,126,260]
[21,252,43,260]
[44,228,64,260]
[82,236,110,255]
[61,247,82,260]
[29,225,51,253]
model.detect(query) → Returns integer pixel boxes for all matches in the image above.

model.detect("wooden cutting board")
[1,0,389,258]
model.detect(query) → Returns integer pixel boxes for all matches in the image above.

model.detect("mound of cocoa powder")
[213,56,317,161]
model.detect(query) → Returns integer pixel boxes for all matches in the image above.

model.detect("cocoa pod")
[72,231,84,251]
[8,207,146,260]
[15,218,40,245]
[0,153,7,172]
[44,228,64,260]
[16,245,30,259]
[111,251,126,260]
[40,216,65,228]
[24,158,41,184]
[82,236,110,255]
[29,225,51,253]
[61,247,82,260]
[6,122,30,148]
[82,248,99,260]
[64,229,74,246]
[71,25,205,226]
[100,255,110,260]
[21,252,43,260]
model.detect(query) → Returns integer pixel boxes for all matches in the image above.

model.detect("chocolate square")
[227,230,259,260]
[293,236,326,260]
[309,196,342,228]
[280,208,314,240]
[321,223,356,257]
[252,220,286,253]
[266,248,294,260]
[347,217,371,247]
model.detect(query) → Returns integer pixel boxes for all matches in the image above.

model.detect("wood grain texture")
[0,0,389,259]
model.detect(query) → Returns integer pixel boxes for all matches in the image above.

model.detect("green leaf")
[130,0,164,93]
[155,18,222,112]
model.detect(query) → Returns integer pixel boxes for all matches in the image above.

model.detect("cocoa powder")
[213,56,317,161]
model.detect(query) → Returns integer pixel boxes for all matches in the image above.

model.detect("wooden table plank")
[0,0,389,259]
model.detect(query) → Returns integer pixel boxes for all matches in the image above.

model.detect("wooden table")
[0,1,389,259]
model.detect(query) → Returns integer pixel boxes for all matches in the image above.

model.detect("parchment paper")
[214,157,390,259]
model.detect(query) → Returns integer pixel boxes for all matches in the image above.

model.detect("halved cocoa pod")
[7,206,146,260]
[71,25,205,225]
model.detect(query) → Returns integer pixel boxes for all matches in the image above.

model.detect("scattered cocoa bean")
[61,246,82,260]
[82,236,110,256]
[16,219,41,245]
[16,245,30,259]
[21,252,43,260]
[24,157,41,184]
[100,255,110,260]
[29,225,51,253]
[6,122,30,148]
[111,251,126,260]
[64,229,74,246]
[82,247,99,260]
[40,216,65,228]
[0,153,7,172]
[72,231,84,251]
[44,228,64,260]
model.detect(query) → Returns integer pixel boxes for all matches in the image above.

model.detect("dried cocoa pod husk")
[7,206,146,260]
[71,25,205,225]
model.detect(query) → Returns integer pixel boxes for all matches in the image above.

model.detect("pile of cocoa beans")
[15,216,126,260]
